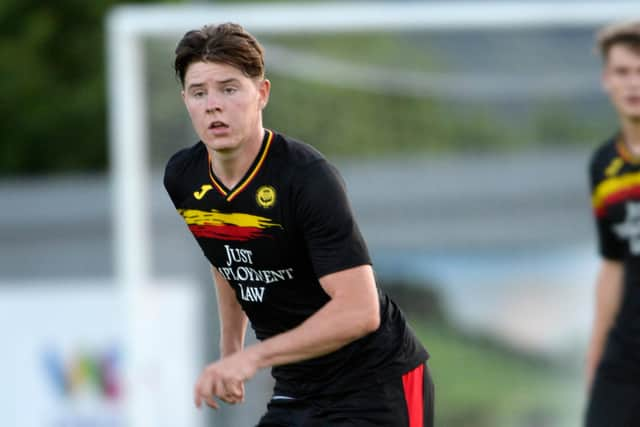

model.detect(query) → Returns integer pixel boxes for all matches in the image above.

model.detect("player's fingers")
[204,394,219,410]
[194,381,203,408]
[211,378,228,399]
[239,382,245,402]
[222,391,244,405]
[218,393,235,404]
[225,379,244,398]
[229,381,245,402]
[228,387,242,399]
[194,374,214,408]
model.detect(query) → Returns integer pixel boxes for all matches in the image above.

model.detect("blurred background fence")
[3,1,638,426]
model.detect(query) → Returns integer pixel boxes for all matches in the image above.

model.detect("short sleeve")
[163,144,199,210]
[164,155,181,208]
[292,160,371,278]
[589,149,624,260]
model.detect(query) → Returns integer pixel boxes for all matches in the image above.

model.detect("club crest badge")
[256,185,276,209]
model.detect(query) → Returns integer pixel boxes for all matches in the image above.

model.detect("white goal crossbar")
[106,2,640,425]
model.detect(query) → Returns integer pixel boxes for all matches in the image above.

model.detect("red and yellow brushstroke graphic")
[178,209,281,241]
[592,171,640,217]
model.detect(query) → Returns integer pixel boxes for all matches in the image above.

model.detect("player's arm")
[585,152,625,390]
[195,267,249,409]
[244,263,380,368]
[212,265,248,358]
[195,264,379,409]
[585,258,623,389]
[241,159,381,365]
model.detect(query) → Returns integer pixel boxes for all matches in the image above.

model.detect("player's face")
[182,61,270,154]
[603,44,640,121]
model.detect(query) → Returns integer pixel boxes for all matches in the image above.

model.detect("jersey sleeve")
[163,147,192,209]
[589,150,625,260]
[292,159,372,278]
[163,157,180,208]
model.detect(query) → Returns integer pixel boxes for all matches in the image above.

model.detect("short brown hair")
[174,22,265,86]
[596,20,640,60]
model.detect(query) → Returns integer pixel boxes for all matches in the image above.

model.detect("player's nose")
[206,94,223,112]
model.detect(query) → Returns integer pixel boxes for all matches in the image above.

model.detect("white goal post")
[106,2,640,426]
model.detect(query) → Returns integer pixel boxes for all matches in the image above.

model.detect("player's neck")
[210,128,265,189]
[620,117,640,155]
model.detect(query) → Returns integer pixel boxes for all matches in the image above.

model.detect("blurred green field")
[411,318,586,427]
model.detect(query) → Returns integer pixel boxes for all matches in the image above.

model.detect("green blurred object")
[1,2,617,175]
[0,0,180,176]
[411,319,585,427]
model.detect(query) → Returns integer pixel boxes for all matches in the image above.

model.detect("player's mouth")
[208,120,230,134]
[626,95,640,105]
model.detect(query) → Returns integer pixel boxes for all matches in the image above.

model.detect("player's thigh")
[306,386,406,427]
[585,372,640,427]
[307,363,434,427]
[255,398,309,427]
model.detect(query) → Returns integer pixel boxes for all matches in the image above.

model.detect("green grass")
[411,319,586,427]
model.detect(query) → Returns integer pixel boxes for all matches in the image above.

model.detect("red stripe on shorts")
[402,363,424,427]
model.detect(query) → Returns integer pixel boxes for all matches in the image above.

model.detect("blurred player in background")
[586,20,640,426]
[163,23,434,427]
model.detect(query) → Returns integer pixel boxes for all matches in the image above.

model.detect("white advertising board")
[0,279,204,427]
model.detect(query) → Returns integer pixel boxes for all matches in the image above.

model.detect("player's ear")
[258,79,271,110]
[601,68,612,94]
[181,89,186,103]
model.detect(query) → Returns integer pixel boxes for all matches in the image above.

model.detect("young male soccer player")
[163,23,434,426]
[586,20,640,426]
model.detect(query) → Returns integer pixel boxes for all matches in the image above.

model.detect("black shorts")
[256,363,434,427]
[585,364,640,427]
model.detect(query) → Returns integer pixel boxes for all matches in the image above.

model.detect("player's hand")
[193,351,258,409]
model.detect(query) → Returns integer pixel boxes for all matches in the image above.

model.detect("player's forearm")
[245,293,379,370]
[586,322,608,381]
[212,266,249,357]
[592,260,623,337]
[586,260,623,382]
[216,290,248,357]
[220,313,248,357]
[586,308,616,371]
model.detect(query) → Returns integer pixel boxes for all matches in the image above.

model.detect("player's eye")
[614,67,630,77]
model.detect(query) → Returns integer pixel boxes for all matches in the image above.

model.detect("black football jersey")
[164,130,429,397]
[590,135,640,372]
